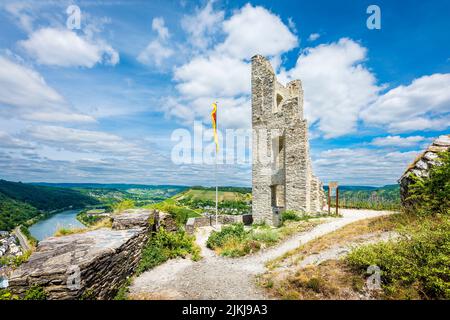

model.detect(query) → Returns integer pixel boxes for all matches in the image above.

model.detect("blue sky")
[0,0,449,186]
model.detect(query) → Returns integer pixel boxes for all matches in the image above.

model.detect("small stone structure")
[399,134,450,207]
[8,209,163,300]
[185,214,253,234]
[251,55,325,225]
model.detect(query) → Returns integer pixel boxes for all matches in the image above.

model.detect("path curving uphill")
[129,209,394,300]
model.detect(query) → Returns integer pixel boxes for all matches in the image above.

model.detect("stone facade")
[251,55,325,226]
[399,134,450,207]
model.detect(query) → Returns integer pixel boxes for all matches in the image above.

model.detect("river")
[29,209,86,241]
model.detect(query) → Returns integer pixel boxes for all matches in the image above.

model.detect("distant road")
[13,227,31,251]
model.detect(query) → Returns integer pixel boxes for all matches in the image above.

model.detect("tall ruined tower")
[251,55,325,226]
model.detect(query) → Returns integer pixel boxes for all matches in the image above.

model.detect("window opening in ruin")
[271,184,285,208]
[275,93,283,112]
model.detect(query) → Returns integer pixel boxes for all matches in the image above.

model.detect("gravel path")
[129,209,394,300]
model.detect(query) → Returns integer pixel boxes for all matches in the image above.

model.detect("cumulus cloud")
[281,38,381,138]
[167,3,297,129]
[218,4,297,60]
[152,17,170,40]
[0,56,95,122]
[19,28,119,67]
[138,17,174,67]
[370,135,426,147]
[181,1,224,50]
[174,55,250,98]
[137,40,174,66]
[361,73,450,133]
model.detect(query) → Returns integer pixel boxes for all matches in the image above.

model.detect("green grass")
[345,150,450,300]
[136,228,201,275]
[207,219,322,258]
[145,199,201,225]
[174,189,250,202]
[346,215,450,299]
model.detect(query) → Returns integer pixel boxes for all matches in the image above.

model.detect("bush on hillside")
[406,150,450,216]
[346,216,450,299]
[137,228,200,274]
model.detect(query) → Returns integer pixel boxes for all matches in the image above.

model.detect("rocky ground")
[129,209,394,300]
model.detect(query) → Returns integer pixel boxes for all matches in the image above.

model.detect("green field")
[174,189,251,202]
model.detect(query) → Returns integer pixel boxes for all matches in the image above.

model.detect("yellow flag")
[211,102,219,152]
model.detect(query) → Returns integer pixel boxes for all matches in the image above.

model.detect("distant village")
[0,231,24,288]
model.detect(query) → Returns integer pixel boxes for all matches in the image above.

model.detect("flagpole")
[215,147,218,227]
[215,103,218,227]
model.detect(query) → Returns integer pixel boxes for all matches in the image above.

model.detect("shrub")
[346,216,450,299]
[137,228,200,274]
[148,200,201,225]
[250,228,279,243]
[282,210,301,222]
[206,223,248,249]
[23,285,47,300]
[112,199,135,213]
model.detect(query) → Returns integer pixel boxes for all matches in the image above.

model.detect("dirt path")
[129,209,394,300]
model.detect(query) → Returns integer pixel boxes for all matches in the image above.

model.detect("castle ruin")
[251,55,325,226]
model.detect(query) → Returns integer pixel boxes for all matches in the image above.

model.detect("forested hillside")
[0,180,98,211]
[0,180,98,231]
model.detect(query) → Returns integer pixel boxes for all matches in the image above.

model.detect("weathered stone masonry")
[399,134,450,208]
[251,55,325,225]
[8,209,169,300]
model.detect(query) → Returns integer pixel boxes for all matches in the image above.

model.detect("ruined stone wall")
[251,55,324,225]
[8,209,161,300]
[399,134,450,208]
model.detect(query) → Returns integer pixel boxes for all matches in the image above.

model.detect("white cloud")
[313,148,419,185]
[19,28,119,67]
[308,33,320,41]
[138,17,174,67]
[0,55,65,110]
[27,125,146,156]
[174,55,250,98]
[217,4,298,60]
[361,73,450,133]
[22,112,96,123]
[167,3,297,129]
[0,55,94,123]
[0,131,34,149]
[181,1,224,50]
[282,38,381,138]
[5,2,35,32]
[137,40,174,66]
[152,17,170,40]
[371,135,425,147]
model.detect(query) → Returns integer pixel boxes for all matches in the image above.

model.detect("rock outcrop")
[399,134,450,207]
[8,209,155,300]
[112,208,153,230]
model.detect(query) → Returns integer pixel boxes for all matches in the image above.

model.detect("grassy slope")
[174,189,250,202]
